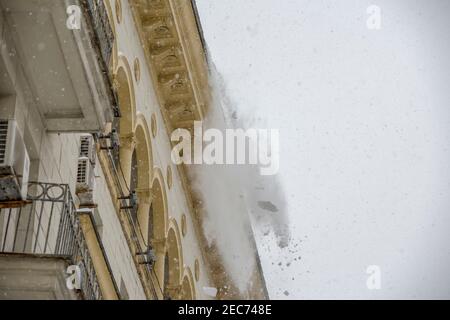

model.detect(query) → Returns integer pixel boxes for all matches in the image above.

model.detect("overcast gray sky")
[196,0,450,299]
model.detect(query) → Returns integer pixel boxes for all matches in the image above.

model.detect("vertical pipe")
[55,195,68,254]
[43,201,55,254]
[12,207,22,251]
[1,208,12,252]
[23,201,35,252]
[33,201,45,253]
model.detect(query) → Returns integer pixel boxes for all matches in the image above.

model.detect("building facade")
[0,0,267,300]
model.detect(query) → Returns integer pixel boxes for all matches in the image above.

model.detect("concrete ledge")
[0,253,81,300]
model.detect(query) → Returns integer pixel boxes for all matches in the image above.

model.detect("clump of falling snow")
[189,60,290,294]
[208,62,290,249]
[203,287,218,298]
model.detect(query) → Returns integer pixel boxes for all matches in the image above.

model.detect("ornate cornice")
[131,0,209,132]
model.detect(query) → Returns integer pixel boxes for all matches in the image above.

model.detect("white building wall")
[112,0,213,297]
[93,167,146,300]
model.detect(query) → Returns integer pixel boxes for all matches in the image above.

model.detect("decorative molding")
[119,133,136,149]
[130,0,210,132]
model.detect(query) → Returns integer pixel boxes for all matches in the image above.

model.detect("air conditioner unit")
[0,119,30,202]
[76,156,95,192]
[76,135,97,208]
[79,134,96,165]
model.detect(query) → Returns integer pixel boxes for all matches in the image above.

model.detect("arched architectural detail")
[113,55,136,187]
[181,267,196,300]
[151,168,168,240]
[150,168,169,286]
[115,0,123,24]
[167,218,184,272]
[163,221,183,299]
[133,113,154,248]
[114,55,136,133]
[134,113,154,182]
[111,43,119,73]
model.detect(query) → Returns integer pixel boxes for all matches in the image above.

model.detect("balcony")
[85,0,115,70]
[0,182,117,300]
[0,0,118,132]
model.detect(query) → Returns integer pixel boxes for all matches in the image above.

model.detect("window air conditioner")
[0,119,30,202]
[79,134,96,165]
[77,134,96,191]
[76,156,95,192]
[76,135,96,208]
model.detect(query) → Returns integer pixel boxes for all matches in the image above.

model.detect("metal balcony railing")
[83,0,120,117]
[85,0,114,68]
[0,182,102,300]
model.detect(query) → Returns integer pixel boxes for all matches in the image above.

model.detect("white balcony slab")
[0,0,113,132]
[0,254,80,300]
